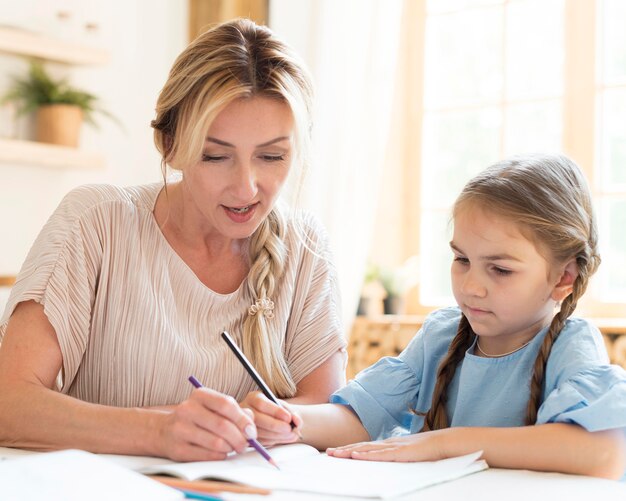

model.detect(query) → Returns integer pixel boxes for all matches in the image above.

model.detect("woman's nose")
[231,162,258,201]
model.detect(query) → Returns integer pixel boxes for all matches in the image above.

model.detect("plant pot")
[383,295,404,315]
[36,104,83,147]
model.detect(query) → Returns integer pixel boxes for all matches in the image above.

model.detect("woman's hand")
[326,430,448,462]
[157,387,257,462]
[240,391,302,446]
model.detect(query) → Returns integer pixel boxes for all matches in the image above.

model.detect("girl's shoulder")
[547,317,609,384]
[419,306,463,348]
[422,306,463,334]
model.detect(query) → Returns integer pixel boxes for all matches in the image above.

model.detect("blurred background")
[1,0,625,372]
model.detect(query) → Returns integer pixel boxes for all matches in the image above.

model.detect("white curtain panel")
[270,0,404,330]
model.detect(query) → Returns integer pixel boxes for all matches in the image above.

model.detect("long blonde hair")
[151,19,314,397]
[421,154,601,431]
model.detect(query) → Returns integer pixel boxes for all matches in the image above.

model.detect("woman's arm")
[0,300,256,461]
[241,349,348,444]
[288,348,347,404]
[327,423,626,480]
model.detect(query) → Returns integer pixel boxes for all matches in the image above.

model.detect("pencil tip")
[270,459,280,470]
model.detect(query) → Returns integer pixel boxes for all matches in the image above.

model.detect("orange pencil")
[149,476,271,495]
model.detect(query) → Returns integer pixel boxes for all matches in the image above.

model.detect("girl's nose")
[461,270,487,297]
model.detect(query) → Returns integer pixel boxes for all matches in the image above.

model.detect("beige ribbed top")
[0,184,345,406]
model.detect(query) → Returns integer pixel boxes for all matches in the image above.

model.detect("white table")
[220,468,626,501]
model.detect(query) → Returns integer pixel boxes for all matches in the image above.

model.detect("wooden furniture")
[0,26,109,64]
[188,0,269,41]
[0,276,16,287]
[348,315,626,378]
[0,26,108,169]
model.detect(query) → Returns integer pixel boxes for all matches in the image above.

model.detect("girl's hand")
[158,387,257,461]
[326,430,448,462]
[240,391,302,446]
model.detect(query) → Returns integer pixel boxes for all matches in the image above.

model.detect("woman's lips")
[223,202,258,223]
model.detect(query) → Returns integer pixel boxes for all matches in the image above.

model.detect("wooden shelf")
[0,276,16,287]
[0,138,105,169]
[0,26,109,65]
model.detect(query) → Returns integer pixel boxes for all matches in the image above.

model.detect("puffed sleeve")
[330,329,425,440]
[537,365,626,432]
[0,185,104,391]
[282,212,347,384]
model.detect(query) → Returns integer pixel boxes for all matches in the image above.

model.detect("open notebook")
[104,443,488,499]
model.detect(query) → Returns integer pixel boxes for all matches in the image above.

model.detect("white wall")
[0,0,188,277]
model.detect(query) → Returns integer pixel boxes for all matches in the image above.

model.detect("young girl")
[253,154,626,479]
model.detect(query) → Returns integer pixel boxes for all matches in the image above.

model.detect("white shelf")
[0,138,105,169]
[0,26,109,65]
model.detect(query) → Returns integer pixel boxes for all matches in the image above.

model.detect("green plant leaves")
[0,60,120,128]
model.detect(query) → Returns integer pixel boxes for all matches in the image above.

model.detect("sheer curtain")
[270,0,404,329]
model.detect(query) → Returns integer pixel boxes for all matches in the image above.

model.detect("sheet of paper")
[218,450,487,499]
[133,443,320,480]
[0,449,183,501]
[126,444,486,499]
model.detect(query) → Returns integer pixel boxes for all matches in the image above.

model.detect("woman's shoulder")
[59,183,160,216]
[283,208,332,258]
[286,209,328,240]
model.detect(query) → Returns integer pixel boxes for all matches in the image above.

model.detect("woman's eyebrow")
[204,136,291,147]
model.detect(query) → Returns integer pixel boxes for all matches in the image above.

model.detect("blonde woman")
[0,19,346,461]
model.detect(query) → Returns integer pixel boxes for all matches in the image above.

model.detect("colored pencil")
[188,375,280,470]
[150,476,270,495]
[220,331,301,436]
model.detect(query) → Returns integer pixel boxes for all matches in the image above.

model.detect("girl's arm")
[328,424,626,480]
[0,300,256,461]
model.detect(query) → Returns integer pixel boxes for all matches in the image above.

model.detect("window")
[416,0,626,317]
[595,0,626,309]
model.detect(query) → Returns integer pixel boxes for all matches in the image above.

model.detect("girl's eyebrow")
[449,242,521,262]
[204,136,291,148]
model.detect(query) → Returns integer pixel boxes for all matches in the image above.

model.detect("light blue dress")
[332,307,626,475]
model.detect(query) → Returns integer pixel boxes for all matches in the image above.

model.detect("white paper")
[126,444,488,499]
[0,449,183,501]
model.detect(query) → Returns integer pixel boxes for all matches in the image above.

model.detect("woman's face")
[179,96,294,241]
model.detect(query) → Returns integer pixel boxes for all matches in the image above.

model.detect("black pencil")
[221,331,301,434]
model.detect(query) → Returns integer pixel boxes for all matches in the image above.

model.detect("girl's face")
[450,206,562,353]
[179,96,294,241]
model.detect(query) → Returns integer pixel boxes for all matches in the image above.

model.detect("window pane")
[427,0,504,14]
[600,0,626,83]
[420,210,453,305]
[504,100,562,156]
[505,0,564,100]
[422,107,501,208]
[598,87,626,188]
[596,198,626,301]
[424,6,503,107]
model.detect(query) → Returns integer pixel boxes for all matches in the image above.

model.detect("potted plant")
[378,256,420,315]
[1,60,117,147]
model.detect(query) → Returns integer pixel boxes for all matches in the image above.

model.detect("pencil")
[179,488,223,500]
[187,375,280,470]
[149,476,271,495]
[220,331,302,436]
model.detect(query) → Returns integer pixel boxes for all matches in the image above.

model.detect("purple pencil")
[188,375,280,470]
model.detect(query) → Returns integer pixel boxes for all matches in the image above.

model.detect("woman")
[0,19,346,461]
